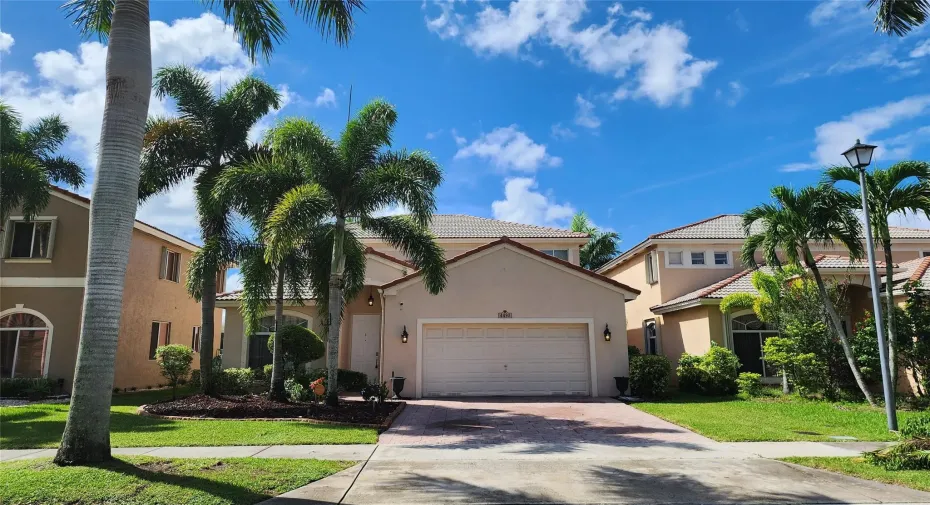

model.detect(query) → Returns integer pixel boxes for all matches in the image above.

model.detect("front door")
[733,332,764,374]
[350,314,380,383]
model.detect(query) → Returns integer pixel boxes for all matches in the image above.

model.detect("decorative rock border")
[137,401,406,433]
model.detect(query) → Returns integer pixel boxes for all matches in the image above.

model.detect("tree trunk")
[199,263,217,394]
[805,248,877,406]
[54,0,152,466]
[325,217,347,407]
[269,265,287,401]
[913,367,924,397]
[882,240,898,392]
[782,370,790,394]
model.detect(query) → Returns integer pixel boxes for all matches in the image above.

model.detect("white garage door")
[422,323,590,396]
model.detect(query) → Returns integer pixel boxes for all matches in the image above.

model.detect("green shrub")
[217,368,255,395]
[155,344,193,400]
[865,414,930,470]
[262,364,274,380]
[307,368,368,392]
[736,372,764,399]
[630,354,670,398]
[267,325,325,369]
[0,378,56,399]
[627,345,641,357]
[284,378,311,402]
[360,381,390,403]
[676,345,740,396]
[190,369,201,388]
[901,415,930,439]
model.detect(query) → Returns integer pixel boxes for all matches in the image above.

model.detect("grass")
[0,388,378,449]
[782,457,930,492]
[0,456,353,505]
[634,393,923,442]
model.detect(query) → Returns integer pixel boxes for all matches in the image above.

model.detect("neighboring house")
[218,215,640,398]
[597,214,930,382]
[0,187,221,390]
[881,256,930,394]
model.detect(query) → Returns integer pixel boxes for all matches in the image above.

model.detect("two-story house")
[597,214,930,384]
[218,215,640,398]
[0,187,221,391]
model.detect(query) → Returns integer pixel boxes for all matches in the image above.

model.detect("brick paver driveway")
[379,397,714,448]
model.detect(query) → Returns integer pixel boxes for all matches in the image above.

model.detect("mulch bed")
[142,394,400,425]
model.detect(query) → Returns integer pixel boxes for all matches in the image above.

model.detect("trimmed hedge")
[307,368,368,392]
[677,345,741,396]
[0,378,56,399]
[217,368,255,395]
[630,354,671,398]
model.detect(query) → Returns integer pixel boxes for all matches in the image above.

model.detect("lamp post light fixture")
[842,139,897,431]
[604,324,612,342]
[401,325,408,344]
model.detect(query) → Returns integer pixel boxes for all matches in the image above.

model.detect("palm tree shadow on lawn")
[2,411,183,449]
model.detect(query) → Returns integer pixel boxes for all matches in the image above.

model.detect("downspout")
[378,287,386,384]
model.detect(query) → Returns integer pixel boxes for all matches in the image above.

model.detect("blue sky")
[2,0,929,264]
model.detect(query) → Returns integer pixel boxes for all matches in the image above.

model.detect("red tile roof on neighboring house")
[380,236,640,296]
[349,214,589,239]
[364,247,415,269]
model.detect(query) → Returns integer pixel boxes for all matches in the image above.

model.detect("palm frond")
[340,99,397,179]
[23,115,69,157]
[61,0,114,40]
[42,156,86,189]
[237,241,277,336]
[153,65,217,127]
[213,151,302,229]
[822,165,861,186]
[869,0,929,36]
[581,230,620,270]
[289,0,363,46]
[217,76,282,148]
[359,216,446,295]
[204,0,286,63]
[0,153,49,223]
[359,150,442,227]
[267,118,342,190]
[264,184,334,264]
[138,117,208,201]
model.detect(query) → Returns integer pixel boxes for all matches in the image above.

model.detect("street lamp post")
[842,139,898,431]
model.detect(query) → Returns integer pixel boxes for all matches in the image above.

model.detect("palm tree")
[869,0,929,35]
[741,185,877,405]
[0,102,85,225]
[262,101,447,406]
[823,161,930,396]
[55,0,362,465]
[571,212,620,271]
[137,65,283,396]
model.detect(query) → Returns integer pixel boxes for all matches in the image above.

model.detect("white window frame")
[3,217,58,261]
[667,250,683,266]
[539,249,570,261]
[714,251,730,266]
[242,312,313,368]
[662,248,735,269]
[645,252,658,284]
[728,310,779,379]
[0,309,54,378]
[160,248,181,283]
[691,251,706,265]
[643,319,659,355]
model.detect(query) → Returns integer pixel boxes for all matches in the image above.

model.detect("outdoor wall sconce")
[604,324,612,342]
[367,293,374,306]
[401,325,409,343]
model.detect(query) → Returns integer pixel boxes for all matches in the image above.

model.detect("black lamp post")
[842,139,897,431]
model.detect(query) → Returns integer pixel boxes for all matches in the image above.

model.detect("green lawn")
[783,457,930,492]
[634,393,922,442]
[0,388,378,449]
[0,456,353,505]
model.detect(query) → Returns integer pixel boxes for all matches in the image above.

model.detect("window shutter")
[166,322,171,344]
[1,220,12,258]
[45,219,58,259]
[159,247,167,279]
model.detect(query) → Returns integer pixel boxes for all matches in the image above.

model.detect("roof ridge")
[910,256,930,282]
[698,268,754,298]
[365,247,416,268]
[649,214,734,239]
[457,214,587,235]
[888,224,930,232]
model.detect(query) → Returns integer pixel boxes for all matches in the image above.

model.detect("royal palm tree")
[869,0,928,35]
[571,211,620,270]
[56,0,361,465]
[262,101,447,406]
[823,160,930,395]
[0,102,85,225]
[741,185,877,405]
[138,66,283,396]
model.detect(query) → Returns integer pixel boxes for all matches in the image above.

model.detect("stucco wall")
[603,248,661,351]
[2,195,89,277]
[338,289,382,369]
[368,240,584,266]
[658,305,718,370]
[656,246,744,301]
[381,245,629,397]
[221,303,323,370]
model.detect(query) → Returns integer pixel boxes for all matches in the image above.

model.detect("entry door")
[422,324,590,396]
[733,333,764,374]
[350,315,381,383]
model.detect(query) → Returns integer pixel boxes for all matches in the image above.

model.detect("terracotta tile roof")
[651,267,772,312]
[882,256,930,292]
[349,215,589,239]
[813,254,889,269]
[380,236,640,296]
[650,214,930,240]
[216,285,316,302]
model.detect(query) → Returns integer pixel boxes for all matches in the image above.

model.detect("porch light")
[367,291,374,306]
[604,324,611,342]
[401,325,408,344]
[842,139,876,170]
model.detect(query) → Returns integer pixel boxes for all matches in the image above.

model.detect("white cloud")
[0,31,13,53]
[912,39,930,58]
[774,71,813,85]
[425,128,444,140]
[808,0,844,26]
[728,9,749,33]
[451,128,467,146]
[425,0,464,39]
[888,211,930,230]
[574,94,601,129]
[424,0,716,107]
[454,125,562,172]
[781,95,930,171]
[550,123,576,139]
[491,177,575,226]
[314,87,337,108]
[225,269,243,293]
[373,203,410,217]
[715,80,746,107]
[827,46,918,76]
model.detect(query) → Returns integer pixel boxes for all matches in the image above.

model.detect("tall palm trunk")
[200,263,217,394]
[882,240,898,392]
[804,247,877,406]
[54,0,152,465]
[270,265,286,401]
[325,217,347,407]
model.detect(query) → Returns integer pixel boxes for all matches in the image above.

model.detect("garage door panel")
[422,323,590,397]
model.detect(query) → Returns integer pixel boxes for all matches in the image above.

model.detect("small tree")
[155,345,194,400]
[267,325,325,375]
[903,281,930,396]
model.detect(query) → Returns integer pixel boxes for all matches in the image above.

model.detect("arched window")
[730,312,778,378]
[1,312,51,378]
[247,314,310,369]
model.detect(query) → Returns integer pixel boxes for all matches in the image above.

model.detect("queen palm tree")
[869,0,929,35]
[0,102,85,226]
[55,0,362,465]
[741,185,877,405]
[262,101,447,406]
[137,66,284,396]
[571,211,620,270]
[823,161,930,395]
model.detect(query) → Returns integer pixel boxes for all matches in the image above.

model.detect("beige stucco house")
[596,214,930,383]
[1,187,221,391]
[218,215,639,398]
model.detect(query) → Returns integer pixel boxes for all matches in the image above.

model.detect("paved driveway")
[379,397,714,449]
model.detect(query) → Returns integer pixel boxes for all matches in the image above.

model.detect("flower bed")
[140,394,402,427]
